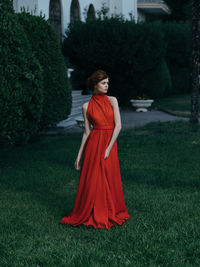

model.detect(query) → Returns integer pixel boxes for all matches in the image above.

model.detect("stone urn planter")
[75,116,84,128]
[67,68,74,79]
[76,116,94,129]
[130,99,154,112]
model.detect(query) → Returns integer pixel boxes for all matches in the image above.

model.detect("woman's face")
[94,78,109,94]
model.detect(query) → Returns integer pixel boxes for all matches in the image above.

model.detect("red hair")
[87,70,109,91]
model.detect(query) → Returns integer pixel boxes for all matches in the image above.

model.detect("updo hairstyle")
[87,70,109,91]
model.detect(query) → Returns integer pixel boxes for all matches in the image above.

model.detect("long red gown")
[61,92,131,229]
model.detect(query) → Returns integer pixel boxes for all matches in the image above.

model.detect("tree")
[165,0,192,21]
[190,0,200,123]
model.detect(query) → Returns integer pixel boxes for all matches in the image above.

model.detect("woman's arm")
[104,97,122,159]
[75,103,92,170]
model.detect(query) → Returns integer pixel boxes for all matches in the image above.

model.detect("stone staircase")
[46,90,92,133]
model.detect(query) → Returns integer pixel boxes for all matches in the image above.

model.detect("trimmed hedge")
[133,59,172,98]
[63,18,170,105]
[163,21,191,94]
[0,1,44,146]
[63,17,191,103]
[17,12,72,129]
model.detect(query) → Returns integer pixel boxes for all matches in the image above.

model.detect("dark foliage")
[0,4,43,145]
[63,18,171,105]
[17,12,72,129]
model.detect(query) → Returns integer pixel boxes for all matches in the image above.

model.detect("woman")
[61,70,131,229]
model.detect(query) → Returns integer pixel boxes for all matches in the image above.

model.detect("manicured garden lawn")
[1,121,200,266]
[152,94,200,117]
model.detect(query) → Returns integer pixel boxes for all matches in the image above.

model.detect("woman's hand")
[75,155,81,170]
[104,147,111,160]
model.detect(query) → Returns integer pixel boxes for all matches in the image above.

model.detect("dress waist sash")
[93,125,114,130]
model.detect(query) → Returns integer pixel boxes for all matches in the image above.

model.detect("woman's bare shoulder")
[82,102,89,109]
[107,95,117,100]
[107,95,118,105]
[82,102,89,115]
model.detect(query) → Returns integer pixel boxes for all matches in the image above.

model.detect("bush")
[17,11,72,129]
[0,2,44,146]
[62,18,168,105]
[141,59,172,98]
[163,21,191,94]
[0,0,13,12]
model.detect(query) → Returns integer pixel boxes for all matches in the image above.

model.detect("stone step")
[72,94,91,99]
[57,111,84,126]
[70,103,88,113]
[71,101,90,109]
[44,91,92,131]
[50,90,91,129]
[68,110,83,117]
[57,118,76,128]
[72,97,91,104]
[72,90,82,95]
[72,92,90,97]
[70,107,82,113]
[71,102,89,109]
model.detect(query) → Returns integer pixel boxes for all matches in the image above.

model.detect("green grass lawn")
[152,94,200,117]
[1,121,200,266]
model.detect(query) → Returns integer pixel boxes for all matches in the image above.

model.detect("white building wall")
[122,0,137,21]
[14,0,38,14]
[13,0,139,39]
[79,0,93,20]
[134,0,138,22]
[109,0,122,16]
[13,0,18,12]
[62,0,71,34]
[137,10,146,22]
[62,0,97,35]
[37,0,50,18]
[94,0,109,12]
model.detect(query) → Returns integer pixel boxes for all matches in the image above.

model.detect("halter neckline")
[92,92,106,99]
[93,92,105,95]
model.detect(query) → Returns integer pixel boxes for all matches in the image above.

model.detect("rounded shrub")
[138,59,172,98]
[17,11,72,129]
[0,1,44,146]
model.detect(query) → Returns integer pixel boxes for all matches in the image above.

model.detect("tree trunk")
[190,0,200,123]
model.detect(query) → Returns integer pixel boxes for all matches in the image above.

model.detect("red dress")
[61,92,131,229]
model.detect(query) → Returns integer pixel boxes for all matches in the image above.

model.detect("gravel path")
[51,109,189,134]
[120,109,188,130]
